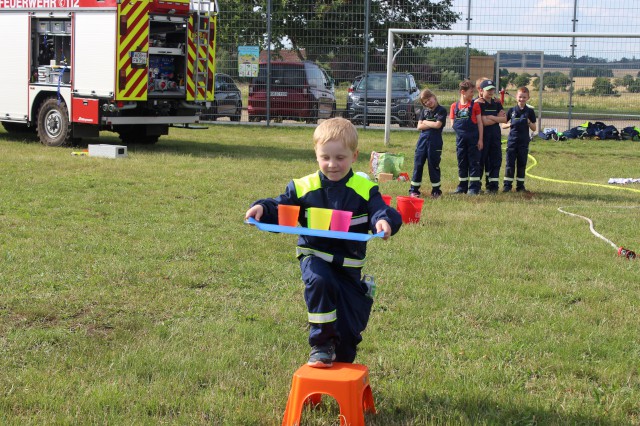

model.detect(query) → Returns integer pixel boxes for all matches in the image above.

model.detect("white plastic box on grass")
[88,144,127,159]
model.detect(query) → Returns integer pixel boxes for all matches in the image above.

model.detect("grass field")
[1,126,639,425]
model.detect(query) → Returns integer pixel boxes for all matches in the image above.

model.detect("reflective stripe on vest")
[297,247,365,268]
[308,310,337,324]
[294,173,322,198]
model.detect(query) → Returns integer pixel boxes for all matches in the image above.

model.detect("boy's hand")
[478,139,484,151]
[245,204,264,221]
[375,219,392,240]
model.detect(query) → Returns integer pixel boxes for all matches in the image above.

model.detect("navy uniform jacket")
[506,105,536,145]
[419,104,447,139]
[252,169,402,266]
[479,99,504,142]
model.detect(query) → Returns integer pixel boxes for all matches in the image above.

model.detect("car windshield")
[357,75,408,91]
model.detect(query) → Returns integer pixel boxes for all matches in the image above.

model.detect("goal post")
[384,29,640,145]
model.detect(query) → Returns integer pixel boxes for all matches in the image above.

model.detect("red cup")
[381,194,392,206]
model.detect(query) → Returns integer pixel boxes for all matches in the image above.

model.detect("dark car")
[346,72,420,127]
[202,73,242,121]
[248,61,336,123]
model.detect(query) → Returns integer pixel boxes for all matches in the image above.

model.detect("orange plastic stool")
[282,362,376,426]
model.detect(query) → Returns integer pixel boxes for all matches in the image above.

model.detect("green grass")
[1,126,639,425]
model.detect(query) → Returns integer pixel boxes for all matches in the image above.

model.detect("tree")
[513,73,531,88]
[216,0,459,61]
[591,77,616,96]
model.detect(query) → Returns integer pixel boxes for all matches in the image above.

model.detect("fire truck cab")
[0,0,217,146]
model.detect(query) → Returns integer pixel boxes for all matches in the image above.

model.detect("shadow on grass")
[367,392,616,425]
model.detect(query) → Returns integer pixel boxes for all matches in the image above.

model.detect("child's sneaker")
[409,191,421,198]
[307,343,336,368]
[430,189,442,199]
[502,185,512,193]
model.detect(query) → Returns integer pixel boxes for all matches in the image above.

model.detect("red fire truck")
[0,0,217,146]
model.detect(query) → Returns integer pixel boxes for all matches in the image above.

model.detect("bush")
[438,70,461,90]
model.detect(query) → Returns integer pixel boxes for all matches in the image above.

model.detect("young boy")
[245,117,402,368]
[409,88,447,199]
[478,79,507,193]
[502,86,537,192]
[450,80,483,195]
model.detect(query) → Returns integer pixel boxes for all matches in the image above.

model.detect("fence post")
[363,0,370,129]
[567,0,578,129]
[266,0,272,126]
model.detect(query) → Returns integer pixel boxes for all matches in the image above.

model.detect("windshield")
[356,74,408,91]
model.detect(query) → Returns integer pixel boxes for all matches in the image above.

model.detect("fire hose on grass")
[525,152,639,260]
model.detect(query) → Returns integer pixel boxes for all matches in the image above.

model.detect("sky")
[429,0,640,62]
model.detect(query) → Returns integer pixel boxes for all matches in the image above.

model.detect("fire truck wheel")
[37,98,72,147]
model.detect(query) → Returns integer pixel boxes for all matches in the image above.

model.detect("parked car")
[248,61,336,123]
[202,73,242,121]
[345,72,420,127]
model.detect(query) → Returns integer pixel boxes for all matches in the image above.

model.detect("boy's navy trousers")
[455,136,482,192]
[300,255,373,363]
[504,142,529,188]
[481,138,502,190]
[411,132,442,191]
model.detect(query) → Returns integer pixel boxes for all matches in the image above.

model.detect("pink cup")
[330,210,353,232]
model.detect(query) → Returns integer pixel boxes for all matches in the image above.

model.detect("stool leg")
[282,395,304,426]
[362,385,376,414]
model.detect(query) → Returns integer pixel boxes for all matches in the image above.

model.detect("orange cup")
[278,204,300,227]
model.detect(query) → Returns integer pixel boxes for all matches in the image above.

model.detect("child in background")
[478,79,507,193]
[245,118,402,368]
[502,86,537,192]
[409,88,447,199]
[450,80,484,195]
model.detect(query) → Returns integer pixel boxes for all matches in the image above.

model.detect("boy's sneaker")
[516,186,530,193]
[409,191,421,198]
[430,189,442,199]
[502,186,512,193]
[307,343,336,368]
[467,189,480,196]
[451,187,467,194]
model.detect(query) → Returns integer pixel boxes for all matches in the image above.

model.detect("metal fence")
[209,0,640,132]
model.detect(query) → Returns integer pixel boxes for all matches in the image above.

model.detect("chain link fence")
[209,0,640,132]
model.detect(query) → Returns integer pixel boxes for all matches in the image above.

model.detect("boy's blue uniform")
[451,100,482,193]
[410,104,447,196]
[479,99,504,192]
[504,105,536,190]
[252,170,402,362]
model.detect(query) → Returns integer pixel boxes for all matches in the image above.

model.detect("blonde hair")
[420,88,437,105]
[313,117,358,152]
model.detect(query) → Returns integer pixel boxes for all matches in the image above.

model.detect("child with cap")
[478,79,507,193]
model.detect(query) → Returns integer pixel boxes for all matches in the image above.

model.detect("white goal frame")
[383,29,640,145]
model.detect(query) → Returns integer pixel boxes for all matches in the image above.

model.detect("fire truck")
[0,0,217,146]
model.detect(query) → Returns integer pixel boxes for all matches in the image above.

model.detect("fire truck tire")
[37,98,72,147]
